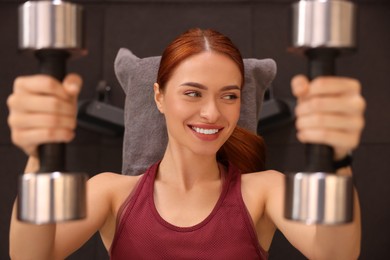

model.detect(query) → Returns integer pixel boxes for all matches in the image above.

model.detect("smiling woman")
[154,28,266,174]
[155,51,241,154]
[8,28,364,260]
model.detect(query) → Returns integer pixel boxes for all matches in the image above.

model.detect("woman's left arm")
[265,75,365,259]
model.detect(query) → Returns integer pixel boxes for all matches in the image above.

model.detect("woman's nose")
[200,99,221,123]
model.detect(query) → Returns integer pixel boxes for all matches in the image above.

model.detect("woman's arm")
[263,168,360,260]
[264,75,365,259]
[7,74,114,259]
[313,167,361,259]
[9,172,116,259]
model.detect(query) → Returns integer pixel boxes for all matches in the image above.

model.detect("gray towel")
[114,48,276,175]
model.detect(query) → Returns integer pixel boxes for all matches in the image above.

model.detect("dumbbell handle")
[305,48,339,173]
[36,49,70,173]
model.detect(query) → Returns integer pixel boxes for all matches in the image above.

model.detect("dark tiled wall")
[1,1,389,259]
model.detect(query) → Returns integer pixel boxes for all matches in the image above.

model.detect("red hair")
[157,28,266,173]
[218,126,266,173]
[157,28,244,90]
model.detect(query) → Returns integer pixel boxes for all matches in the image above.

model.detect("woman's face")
[154,51,242,157]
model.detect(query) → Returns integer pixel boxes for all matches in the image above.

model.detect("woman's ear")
[154,83,164,114]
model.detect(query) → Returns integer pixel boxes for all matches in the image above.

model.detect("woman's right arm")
[7,74,114,259]
[9,172,117,259]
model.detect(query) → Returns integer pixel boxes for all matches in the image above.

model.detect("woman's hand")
[292,75,366,160]
[7,74,82,157]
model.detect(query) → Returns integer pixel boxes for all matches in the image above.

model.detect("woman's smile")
[189,124,224,141]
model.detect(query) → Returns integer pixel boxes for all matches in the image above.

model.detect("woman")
[8,28,365,259]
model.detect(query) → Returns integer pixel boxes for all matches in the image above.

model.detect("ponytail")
[217,126,266,173]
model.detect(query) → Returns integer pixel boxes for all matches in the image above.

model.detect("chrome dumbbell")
[285,0,357,225]
[18,0,88,224]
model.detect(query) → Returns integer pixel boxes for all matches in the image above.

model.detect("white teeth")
[192,126,219,135]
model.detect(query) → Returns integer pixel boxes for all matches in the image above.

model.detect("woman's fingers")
[13,74,82,101]
[11,128,75,155]
[63,73,83,102]
[295,95,366,116]
[291,75,361,98]
[296,128,361,154]
[296,113,364,132]
[291,75,366,159]
[291,75,310,97]
[7,94,77,116]
[309,76,361,96]
[8,112,77,130]
[292,75,362,98]
[7,74,82,156]
[295,113,363,154]
[14,75,68,99]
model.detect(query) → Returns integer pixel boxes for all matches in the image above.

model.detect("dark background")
[1,0,389,259]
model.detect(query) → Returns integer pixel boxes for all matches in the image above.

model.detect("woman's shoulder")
[240,170,284,237]
[241,169,284,187]
[88,172,144,211]
[88,172,142,191]
[240,169,285,205]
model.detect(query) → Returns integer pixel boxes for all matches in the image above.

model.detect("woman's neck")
[157,144,221,191]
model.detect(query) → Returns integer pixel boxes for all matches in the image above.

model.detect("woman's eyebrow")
[221,85,241,91]
[180,82,207,89]
[179,82,241,91]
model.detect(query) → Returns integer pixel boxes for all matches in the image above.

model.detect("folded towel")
[114,48,276,175]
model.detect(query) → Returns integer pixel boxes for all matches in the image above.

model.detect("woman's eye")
[185,91,201,97]
[222,94,239,100]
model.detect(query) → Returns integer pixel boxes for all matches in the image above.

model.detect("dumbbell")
[284,0,357,224]
[17,0,87,224]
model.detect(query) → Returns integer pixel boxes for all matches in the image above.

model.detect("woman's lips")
[189,125,224,141]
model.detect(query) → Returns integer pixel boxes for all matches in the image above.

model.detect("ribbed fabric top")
[110,161,268,259]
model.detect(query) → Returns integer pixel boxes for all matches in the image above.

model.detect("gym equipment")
[257,98,294,134]
[17,0,87,224]
[284,0,357,224]
[78,81,125,136]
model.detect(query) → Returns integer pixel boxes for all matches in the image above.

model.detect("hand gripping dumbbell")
[284,0,357,224]
[17,0,88,224]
